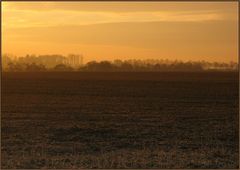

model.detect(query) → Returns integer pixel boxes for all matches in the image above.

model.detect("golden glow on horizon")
[2,2,238,62]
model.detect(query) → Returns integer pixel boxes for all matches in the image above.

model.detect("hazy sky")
[2,2,238,62]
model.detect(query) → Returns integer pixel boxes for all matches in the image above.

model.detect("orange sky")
[2,2,238,62]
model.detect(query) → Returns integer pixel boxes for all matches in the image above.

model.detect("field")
[1,72,239,168]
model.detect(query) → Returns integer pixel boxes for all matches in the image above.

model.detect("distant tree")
[85,61,99,71]
[98,61,114,71]
[113,59,123,67]
[121,62,133,71]
[7,63,25,72]
[2,54,12,71]
[25,63,46,72]
[53,64,73,71]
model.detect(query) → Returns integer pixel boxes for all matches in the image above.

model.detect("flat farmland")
[1,72,239,168]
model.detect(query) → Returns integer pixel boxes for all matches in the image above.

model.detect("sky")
[2,2,238,62]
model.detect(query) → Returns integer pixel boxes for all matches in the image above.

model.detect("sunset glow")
[2,2,238,62]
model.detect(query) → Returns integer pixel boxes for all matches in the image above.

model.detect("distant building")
[37,55,66,68]
[2,54,85,70]
[67,54,83,67]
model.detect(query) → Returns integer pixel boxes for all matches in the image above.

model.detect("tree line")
[2,54,238,72]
